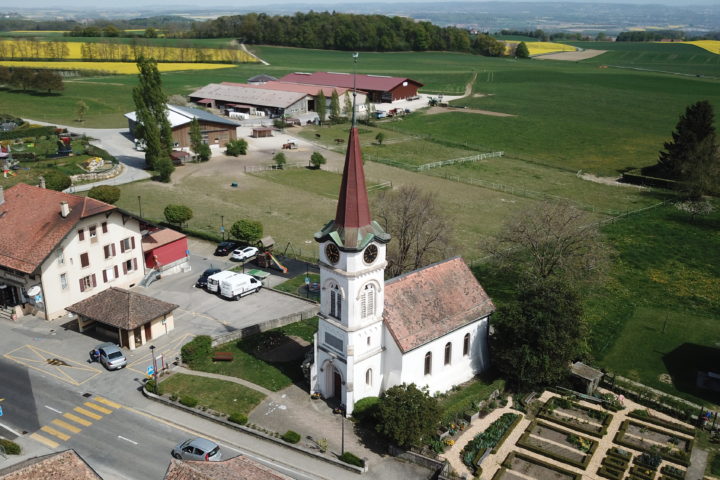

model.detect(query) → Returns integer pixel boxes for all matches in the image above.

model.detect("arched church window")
[444,342,452,365]
[463,333,471,356]
[360,283,376,318]
[424,351,432,375]
[330,284,341,319]
[366,368,372,386]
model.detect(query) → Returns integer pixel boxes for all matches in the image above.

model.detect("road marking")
[64,413,92,427]
[41,425,70,441]
[74,407,102,420]
[94,396,120,409]
[84,402,112,414]
[45,405,62,414]
[52,418,81,434]
[4,344,100,386]
[0,421,22,437]
[30,432,59,448]
[118,435,138,445]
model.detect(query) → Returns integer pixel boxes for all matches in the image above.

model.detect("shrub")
[352,396,379,425]
[163,204,193,226]
[273,151,287,169]
[636,451,662,469]
[281,430,301,443]
[85,144,117,164]
[317,437,328,453]
[339,451,365,467]
[0,438,21,455]
[43,171,71,191]
[228,413,248,425]
[180,335,212,366]
[310,151,326,169]
[145,379,162,395]
[179,396,198,408]
[225,139,248,156]
[88,185,121,204]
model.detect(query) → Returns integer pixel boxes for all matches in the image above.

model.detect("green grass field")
[159,373,266,416]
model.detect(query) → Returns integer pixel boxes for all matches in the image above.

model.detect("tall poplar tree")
[316,89,326,126]
[329,90,341,124]
[133,56,174,180]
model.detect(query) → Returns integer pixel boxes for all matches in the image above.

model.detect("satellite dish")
[27,285,41,296]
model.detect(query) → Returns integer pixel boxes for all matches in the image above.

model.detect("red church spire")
[334,127,371,231]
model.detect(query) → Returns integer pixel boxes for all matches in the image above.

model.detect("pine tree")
[316,90,326,125]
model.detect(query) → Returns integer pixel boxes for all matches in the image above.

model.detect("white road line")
[0,421,22,437]
[117,435,138,445]
[45,405,62,414]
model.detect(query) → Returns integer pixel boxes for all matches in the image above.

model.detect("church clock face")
[363,244,378,264]
[325,243,340,264]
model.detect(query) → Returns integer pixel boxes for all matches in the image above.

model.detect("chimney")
[60,201,70,218]
[39,176,46,189]
[0,186,4,206]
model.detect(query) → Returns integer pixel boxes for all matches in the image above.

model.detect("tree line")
[0,67,64,93]
[187,11,506,55]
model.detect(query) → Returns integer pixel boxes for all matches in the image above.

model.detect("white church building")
[310,125,495,415]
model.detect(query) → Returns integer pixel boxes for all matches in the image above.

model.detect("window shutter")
[132,258,137,271]
[78,229,85,241]
[80,253,89,268]
[104,245,110,259]
[103,270,108,283]
[114,265,119,277]
[79,279,85,292]
[102,222,108,233]
[120,241,125,253]
[131,237,135,249]
[92,274,97,287]
[123,262,128,274]
[112,244,116,256]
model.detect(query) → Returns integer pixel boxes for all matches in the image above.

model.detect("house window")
[424,352,432,375]
[120,237,135,253]
[56,249,64,265]
[101,222,108,233]
[366,369,372,386]
[102,267,116,283]
[463,333,471,356]
[329,284,341,319]
[367,336,371,346]
[60,273,67,290]
[89,225,97,238]
[122,258,138,274]
[78,228,85,241]
[79,274,96,292]
[80,252,89,268]
[360,284,376,319]
[104,244,117,259]
[444,342,452,365]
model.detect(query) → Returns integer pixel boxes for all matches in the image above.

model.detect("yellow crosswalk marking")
[84,402,112,414]
[74,406,102,420]
[94,396,121,409]
[52,418,81,434]
[30,432,59,448]
[64,412,92,427]
[41,425,70,441]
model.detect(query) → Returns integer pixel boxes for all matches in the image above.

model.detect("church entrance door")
[333,369,342,401]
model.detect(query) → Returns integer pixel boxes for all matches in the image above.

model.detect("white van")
[219,273,262,300]
[206,270,236,293]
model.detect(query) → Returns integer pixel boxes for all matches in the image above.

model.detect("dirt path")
[425,106,515,117]
[534,49,607,61]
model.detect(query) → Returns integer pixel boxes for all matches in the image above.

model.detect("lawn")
[274,273,320,301]
[585,201,720,406]
[438,375,506,424]
[158,373,266,417]
[188,318,318,392]
[253,168,381,199]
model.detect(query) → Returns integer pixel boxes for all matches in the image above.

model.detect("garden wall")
[211,306,319,347]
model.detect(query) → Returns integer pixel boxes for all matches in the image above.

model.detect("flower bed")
[498,451,581,480]
[660,464,686,479]
[516,420,597,469]
[614,420,692,467]
[538,396,612,438]
[628,409,695,436]
[461,413,521,473]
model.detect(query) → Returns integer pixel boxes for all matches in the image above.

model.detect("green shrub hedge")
[228,413,248,425]
[179,396,198,408]
[339,451,365,467]
[627,409,695,436]
[181,335,212,367]
[597,465,624,480]
[0,126,55,140]
[352,396,379,425]
[0,438,21,455]
[281,430,300,444]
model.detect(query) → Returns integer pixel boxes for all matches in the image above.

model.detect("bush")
[88,185,121,204]
[310,151,326,169]
[181,335,212,366]
[228,413,248,425]
[225,139,248,156]
[145,379,162,394]
[0,438,21,455]
[352,396,379,425]
[179,396,198,408]
[43,171,71,191]
[339,451,365,467]
[281,430,301,443]
[163,204,193,226]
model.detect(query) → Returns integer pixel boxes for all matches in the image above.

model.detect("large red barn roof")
[278,72,422,92]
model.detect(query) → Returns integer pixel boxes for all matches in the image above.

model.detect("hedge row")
[597,465,624,480]
[629,465,657,480]
[538,398,612,438]
[492,413,523,454]
[660,464,686,479]
[0,126,55,140]
[628,410,695,436]
[613,420,691,467]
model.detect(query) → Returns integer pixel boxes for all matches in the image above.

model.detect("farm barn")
[279,71,423,103]
[124,104,240,148]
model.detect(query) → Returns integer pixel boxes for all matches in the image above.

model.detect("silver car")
[94,343,127,370]
[172,438,222,461]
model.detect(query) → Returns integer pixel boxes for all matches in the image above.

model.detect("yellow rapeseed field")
[504,41,577,56]
[679,40,720,54]
[0,61,236,74]
[0,39,257,63]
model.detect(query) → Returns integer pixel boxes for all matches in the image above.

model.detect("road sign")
[0,406,4,417]
[305,276,310,285]
[146,365,154,376]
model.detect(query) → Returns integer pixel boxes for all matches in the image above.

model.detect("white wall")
[40,211,145,320]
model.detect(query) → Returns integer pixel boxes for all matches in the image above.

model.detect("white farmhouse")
[310,125,495,415]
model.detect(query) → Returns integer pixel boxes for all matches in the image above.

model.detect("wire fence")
[417,151,504,171]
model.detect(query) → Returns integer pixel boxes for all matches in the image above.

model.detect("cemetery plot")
[493,451,581,480]
[538,397,612,437]
[614,420,693,466]
[517,420,597,468]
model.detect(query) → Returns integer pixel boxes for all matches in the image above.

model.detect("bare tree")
[484,201,609,285]
[372,185,454,278]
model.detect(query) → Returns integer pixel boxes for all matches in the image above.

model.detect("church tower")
[311,119,390,415]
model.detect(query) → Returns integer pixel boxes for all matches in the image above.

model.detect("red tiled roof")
[142,228,186,253]
[0,183,115,274]
[222,81,351,97]
[383,257,495,353]
[0,450,101,480]
[163,456,293,480]
[278,72,422,92]
[66,287,178,330]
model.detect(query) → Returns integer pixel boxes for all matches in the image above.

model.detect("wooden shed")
[252,127,274,138]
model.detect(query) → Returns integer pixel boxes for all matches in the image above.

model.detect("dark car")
[214,241,239,256]
[195,267,221,289]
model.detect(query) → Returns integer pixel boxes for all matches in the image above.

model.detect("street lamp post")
[220,215,224,241]
[137,195,143,218]
[149,344,158,387]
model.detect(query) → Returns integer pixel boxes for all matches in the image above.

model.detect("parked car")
[214,241,239,256]
[90,343,127,371]
[231,246,259,262]
[172,438,222,462]
[195,267,221,289]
